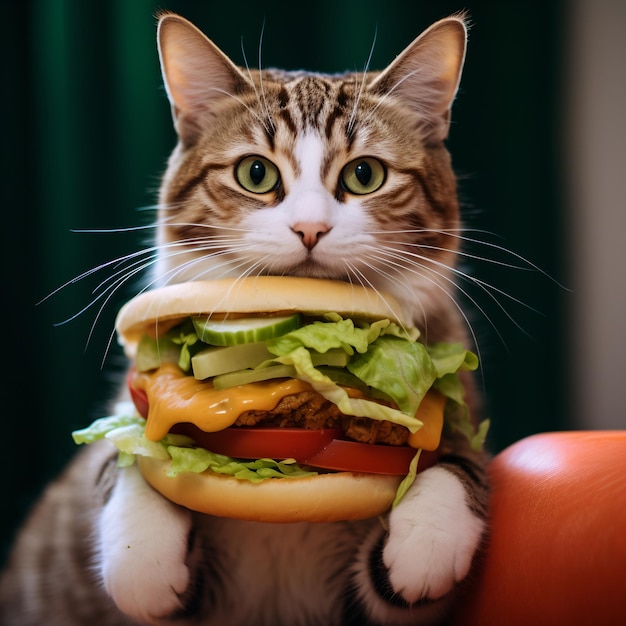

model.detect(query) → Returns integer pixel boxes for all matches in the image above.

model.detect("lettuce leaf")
[392,449,422,509]
[72,413,142,445]
[348,336,437,417]
[443,399,491,452]
[267,318,478,429]
[264,315,461,432]
[271,346,424,432]
[267,315,372,356]
[166,446,316,481]
[427,342,479,376]
[266,314,418,357]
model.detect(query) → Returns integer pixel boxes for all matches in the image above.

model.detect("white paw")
[98,465,193,624]
[383,466,484,602]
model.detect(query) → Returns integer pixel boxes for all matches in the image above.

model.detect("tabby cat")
[0,12,489,626]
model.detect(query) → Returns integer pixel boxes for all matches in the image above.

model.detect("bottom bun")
[137,456,403,523]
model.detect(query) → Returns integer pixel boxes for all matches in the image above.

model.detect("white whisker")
[39,245,158,306]
[361,243,496,355]
[208,86,270,131]
[344,260,428,338]
[347,28,377,136]
[404,241,534,272]
[359,67,423,127]
[256,20,276,134]
[450,232,568,290]
[378,245,507,341]
[89,240,264,364]
[370,226,567,289]
[69,223,158,235]
[385,241,542,315]
[50,231,256,341]
[240,29,274,136]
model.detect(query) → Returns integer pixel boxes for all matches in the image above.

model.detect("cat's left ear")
[369,15,467,143]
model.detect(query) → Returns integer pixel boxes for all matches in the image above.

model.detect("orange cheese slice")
[134,363,311,441]
[408,391,446,451]
[134,363,445,451]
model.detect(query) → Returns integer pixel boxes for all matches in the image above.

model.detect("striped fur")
[0,12,489,625]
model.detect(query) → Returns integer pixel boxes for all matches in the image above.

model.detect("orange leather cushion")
[452,431,626,625]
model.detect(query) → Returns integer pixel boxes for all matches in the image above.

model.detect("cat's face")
[154,14,467,334]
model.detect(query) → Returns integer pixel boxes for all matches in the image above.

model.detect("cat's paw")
[383,465,485,603]
[98,465,193,624]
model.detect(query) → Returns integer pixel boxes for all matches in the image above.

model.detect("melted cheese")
[408,391,446,451]
[135,363,311,441]
[134,362,445,451]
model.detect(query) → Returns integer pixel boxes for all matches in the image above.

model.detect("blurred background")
[2,0,624,562]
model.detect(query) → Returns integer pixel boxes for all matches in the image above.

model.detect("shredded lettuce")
[72,413,142,445]
[72,413,318,481]
[167,446,316,481]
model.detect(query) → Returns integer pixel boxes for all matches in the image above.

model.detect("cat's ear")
[157,13,250,144]
[369,15,467,143]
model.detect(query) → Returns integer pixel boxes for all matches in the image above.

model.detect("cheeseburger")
[73,277,480,523]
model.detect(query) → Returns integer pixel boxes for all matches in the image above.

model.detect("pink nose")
[291,222,331,251]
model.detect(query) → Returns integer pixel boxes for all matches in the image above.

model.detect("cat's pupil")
[354,161,372,186]
[249,160,266,185]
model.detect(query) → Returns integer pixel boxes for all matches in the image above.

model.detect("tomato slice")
[303,438,417,474]
[128,380,149,419]
[172,424,417,475]
[127,372,435,476]
[173,423,344,462]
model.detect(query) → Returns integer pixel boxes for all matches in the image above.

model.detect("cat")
[0,11,489,626]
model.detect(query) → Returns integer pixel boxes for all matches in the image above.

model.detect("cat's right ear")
[368,15,467,144]
[157,13,249,145]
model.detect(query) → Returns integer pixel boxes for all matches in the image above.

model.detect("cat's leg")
[352,447,488,624]
[384,457,487,601]
[98,462,193,624]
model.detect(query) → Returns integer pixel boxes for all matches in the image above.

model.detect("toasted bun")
[116,277,413,356]
[137,455,402,522]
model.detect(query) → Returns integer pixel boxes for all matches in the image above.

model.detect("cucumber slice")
[192,343,274,380]
[212,349,351,390]
[192,314,302,346]
[309,349,350,368]
[136,334,181,372]
[213,364,298,390]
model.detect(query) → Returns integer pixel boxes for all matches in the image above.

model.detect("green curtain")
[3,0,565,560]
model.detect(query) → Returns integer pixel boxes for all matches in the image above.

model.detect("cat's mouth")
[266,257,346,281]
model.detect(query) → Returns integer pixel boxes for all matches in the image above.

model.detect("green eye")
[341,157,386,195]
[236,156,280,194]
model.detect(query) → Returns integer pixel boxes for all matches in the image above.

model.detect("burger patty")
[234,390,410,446]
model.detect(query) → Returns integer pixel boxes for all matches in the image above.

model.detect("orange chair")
[452,431,626,626]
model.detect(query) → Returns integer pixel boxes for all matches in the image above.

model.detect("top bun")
[116,277,413,355]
